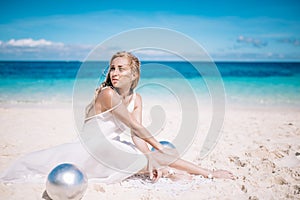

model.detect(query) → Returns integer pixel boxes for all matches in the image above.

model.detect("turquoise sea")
[0,61,299,108]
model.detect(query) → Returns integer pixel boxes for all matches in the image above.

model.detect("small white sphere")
[46,163,88,200]
[151,140,176,151]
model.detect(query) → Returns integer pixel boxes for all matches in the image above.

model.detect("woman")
[84,51,234,181]
[0,51,234,184]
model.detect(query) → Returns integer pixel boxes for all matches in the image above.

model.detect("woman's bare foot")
[212,170,235,180]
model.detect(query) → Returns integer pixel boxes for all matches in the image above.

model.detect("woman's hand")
[146,154,162,182]
[150,168,162,182]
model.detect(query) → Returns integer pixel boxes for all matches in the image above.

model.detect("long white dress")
[0,92,148,184]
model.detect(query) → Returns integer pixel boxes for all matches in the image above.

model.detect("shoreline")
[1,101,300,112]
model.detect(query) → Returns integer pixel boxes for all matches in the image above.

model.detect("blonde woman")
[84,51,235,181]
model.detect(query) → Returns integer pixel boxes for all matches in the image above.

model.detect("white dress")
[0,92,148,184]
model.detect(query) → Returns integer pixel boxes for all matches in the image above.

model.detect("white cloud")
[278,38,300,46]
[211,51,300,61]
[236,35,268,48]
[0,38,93,60]
[133,49,180,60]
[5,38,64,48]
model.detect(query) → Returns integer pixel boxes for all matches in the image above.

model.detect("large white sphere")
[46,163,88,200]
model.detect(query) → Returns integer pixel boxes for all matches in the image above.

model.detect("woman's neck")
[115,87,132,99]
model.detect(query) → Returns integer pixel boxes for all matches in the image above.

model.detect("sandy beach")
[0,102,299,200]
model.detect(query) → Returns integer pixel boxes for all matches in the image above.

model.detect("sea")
[0,61,299,109]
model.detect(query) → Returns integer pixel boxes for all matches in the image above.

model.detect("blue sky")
[0,0,299,61]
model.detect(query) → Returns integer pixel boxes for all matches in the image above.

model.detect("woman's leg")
[169,158,235,179]
[170,158,211,177]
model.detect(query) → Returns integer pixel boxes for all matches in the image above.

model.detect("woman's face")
[109,57,133,89]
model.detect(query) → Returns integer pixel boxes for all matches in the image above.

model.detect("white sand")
[0,103,299,199]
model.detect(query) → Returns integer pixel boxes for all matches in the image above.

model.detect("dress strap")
[127,92,136,113]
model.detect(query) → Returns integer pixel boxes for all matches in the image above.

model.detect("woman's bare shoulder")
[96,87,121,109]
[98,87,116,98]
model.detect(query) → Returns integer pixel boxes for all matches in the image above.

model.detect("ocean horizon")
[0,61,299,108]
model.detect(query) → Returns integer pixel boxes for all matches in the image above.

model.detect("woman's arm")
[129,93,152,154]
[130,93,165,181]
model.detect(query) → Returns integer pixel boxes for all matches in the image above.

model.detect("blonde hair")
[85,51,141,118]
